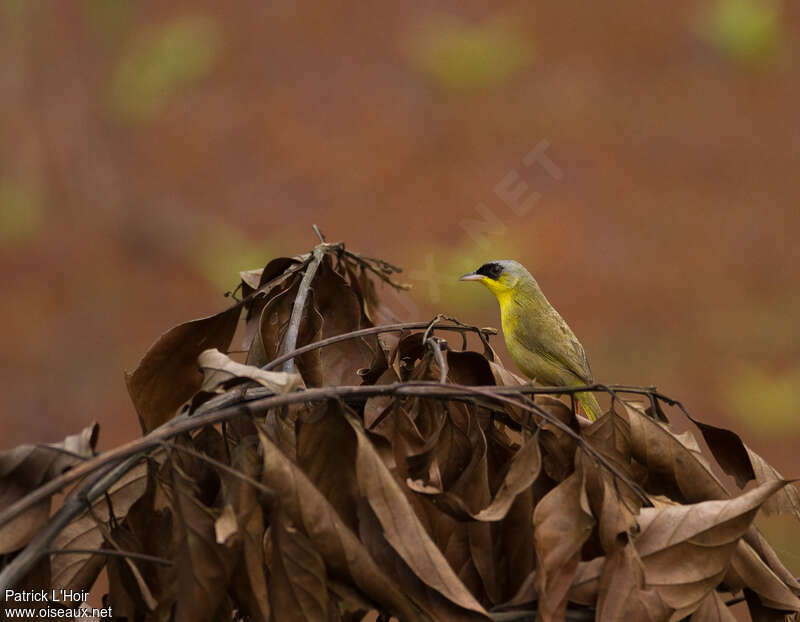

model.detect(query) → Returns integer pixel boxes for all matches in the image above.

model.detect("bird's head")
[459,260,530,298]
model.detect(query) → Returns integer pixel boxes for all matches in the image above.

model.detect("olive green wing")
[519,309,594,385]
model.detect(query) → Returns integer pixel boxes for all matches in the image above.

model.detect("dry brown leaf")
[247,256,374,386]
[310,258,375,386]
[537,395,580,484]
[727,539,800,613]
[472,430,540,523]
[743,587,799,622]
[686,416,755,488]
[355,499,489,622]
[402,400,467,497]
[533,455,595,622]
[294,299,325,386]
[446,349,527,422]
[245,282,301,368]
[434,414,498,604]
[241,257,303,350]
[394,332,429,381]
[581,412,641,555]
[214,503,238,544]
[13,555,51,610]
[582,407,633,473]
[126,304,242,432]
[245,279,325,388]
[690,590,738,622]
[566,558,602,606]
[344,262,401,326]
[171,464,236,622]
[357,335,392,386]
[407,403,486,510]
[248,257,303,294]
[297,401,360,530]
[495,484,536,602]
[744,446,800,521]
[407,430,541,523]
[326,575,374,620]
[105,544,141,620]
[103,524,159,613]
[446,350,526,388]
[622,401,729,503]
[198,347,303,393]
[596,543,670,622]
[342,406,488,615]
[240,268,265,292]
[634,480,790,618]
[688,415,800,521]
[270,510,329,622]
[0,423,98,553]
[363,366,401,432]
[742,527,800,593]
[571,428,661,615]
[623,402,799,606]
[117,460,177,617]
[378,400,482,590]
[257,426,430,622]
[222,443,272,622]
[50,459,148,594]
[500,567,538,610]
[485,358,528,387]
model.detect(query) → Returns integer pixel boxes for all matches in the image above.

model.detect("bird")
[459,260,602,421]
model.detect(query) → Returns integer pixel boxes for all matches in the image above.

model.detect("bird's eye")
[477,263,503,280]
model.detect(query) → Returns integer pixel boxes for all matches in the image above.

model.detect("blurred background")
[1,0,799,571]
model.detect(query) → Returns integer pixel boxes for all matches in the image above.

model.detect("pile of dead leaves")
[1,241,799,622]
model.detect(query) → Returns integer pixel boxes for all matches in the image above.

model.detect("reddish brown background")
[2,0,799,583]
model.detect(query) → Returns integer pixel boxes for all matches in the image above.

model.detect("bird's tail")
[576,391,603,422]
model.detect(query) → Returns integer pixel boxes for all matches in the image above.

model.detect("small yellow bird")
[460,260,602,421]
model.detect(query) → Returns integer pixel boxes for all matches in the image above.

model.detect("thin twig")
[723,595,745,607]
[427,338,448,384]
[161,440,275,501]
[263,319,496,372]
[344,252,403,274]
[282,244,328,374]
[423,315,449,383]
[238,260,308,306]
[312,224,327,243]
[721,581,799,610]
[45,548,173,566]
[33,444,94,461]
[341,249,411,290]
[422,314,443,344]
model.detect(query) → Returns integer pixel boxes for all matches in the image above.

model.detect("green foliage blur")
[410,15,533,90]
[726,366,800,437]
[699,0,783,66]
[186,221,275,291]
[109,15,220,122]
[0,179,44,247]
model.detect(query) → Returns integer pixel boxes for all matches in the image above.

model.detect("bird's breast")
[500,301,569,386]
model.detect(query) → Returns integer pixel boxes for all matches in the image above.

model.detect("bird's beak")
[459,272,483,282]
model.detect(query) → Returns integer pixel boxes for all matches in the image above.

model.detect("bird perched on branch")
[460,260,602,421]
